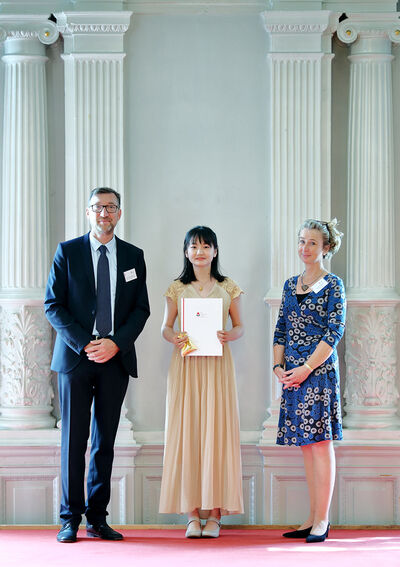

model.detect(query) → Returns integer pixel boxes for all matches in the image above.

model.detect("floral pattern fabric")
[274,273,346,446]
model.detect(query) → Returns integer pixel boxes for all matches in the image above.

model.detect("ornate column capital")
[55,11,132,54]
[57,12,130,236]
[263,10,340,54]
[0,15,59,54]
[337,13,400,54]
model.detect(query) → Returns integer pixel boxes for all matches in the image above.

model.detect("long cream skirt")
[159,346,243,515]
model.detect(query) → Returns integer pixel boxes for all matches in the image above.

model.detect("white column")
[260,11,339,442]
[55,11,135,439]
[337,14,400,429]
[55,11,132,239]
[0,16,59,429]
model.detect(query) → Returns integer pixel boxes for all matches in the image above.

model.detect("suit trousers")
[58,355,129,526]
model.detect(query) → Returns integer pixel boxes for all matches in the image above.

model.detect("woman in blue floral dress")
[273,219,346,543]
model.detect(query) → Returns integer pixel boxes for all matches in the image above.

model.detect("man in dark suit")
[45,187,150,543]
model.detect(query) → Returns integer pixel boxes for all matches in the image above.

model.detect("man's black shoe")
[57,522,78,543]
[86,522,123,540]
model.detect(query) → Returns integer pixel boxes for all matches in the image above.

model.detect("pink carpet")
[1,529,399,567]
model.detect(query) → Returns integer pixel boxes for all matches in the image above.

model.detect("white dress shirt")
[89,233,117,336]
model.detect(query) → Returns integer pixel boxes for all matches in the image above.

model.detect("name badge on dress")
[311,278,328,293]
[124,268,137,282]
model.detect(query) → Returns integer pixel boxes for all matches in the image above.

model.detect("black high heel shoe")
[305,522,330,543]
[282,526,312,538]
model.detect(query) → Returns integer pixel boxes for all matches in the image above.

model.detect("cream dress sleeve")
[164,280,185,304]
[219,277,243,300]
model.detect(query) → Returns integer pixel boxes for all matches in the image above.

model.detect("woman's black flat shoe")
[305,523,330,543]
[282,526,312,538]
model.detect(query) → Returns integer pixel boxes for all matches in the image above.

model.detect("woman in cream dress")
[159,226,244,538]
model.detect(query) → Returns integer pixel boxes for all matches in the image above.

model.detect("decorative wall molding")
[0,473,60,524]
[0,16,59,46]
[59,23,130,34]
[0,440,399,525]
[63,52,125,61]
[265,23,328,34]
[345,306,399,407]
[115,401,137,444]
[0,1,397,18]
[338,473,398,525]
[337,13,400,47]
[344,303,400,429]
[259,443,400,525]
[121,1,399,17]
[124,0,267,15]
[0,303,55,430]
[55,11,132,55]
[263,10,339,54]
[268,52,324,61]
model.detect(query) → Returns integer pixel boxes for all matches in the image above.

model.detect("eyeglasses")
[89,204,119,214]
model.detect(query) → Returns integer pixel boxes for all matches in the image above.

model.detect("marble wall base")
[259,432,400,526]
[1,431,399,526]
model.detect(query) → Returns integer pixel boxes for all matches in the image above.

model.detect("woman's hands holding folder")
[216,330,230,344]
[216,297,244,344]
[173,332,189,349]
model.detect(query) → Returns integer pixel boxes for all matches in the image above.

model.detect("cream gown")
[159,277,244,515]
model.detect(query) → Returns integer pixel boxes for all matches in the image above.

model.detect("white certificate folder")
[181,297,223,356]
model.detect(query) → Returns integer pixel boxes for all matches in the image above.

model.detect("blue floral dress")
[274,273,346,446]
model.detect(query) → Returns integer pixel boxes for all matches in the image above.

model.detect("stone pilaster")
[0,16,59,429]
[260,11,339,442]
[55,11,135,438]
[55,11,132,239]
[337,14,400,429]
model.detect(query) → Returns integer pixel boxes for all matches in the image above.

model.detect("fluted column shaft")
[347,55,394,290]
[0,16,59,429]
[55,12,134,440]
[338,14,400,429]
[2,54,49,289]
[56,12,131,239]
[268,51,331,288]
[260,11,339,442]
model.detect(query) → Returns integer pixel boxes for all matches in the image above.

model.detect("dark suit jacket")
[44,232,150,377]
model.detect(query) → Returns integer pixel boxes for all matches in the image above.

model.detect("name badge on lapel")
[311,278,328,293]
[124,268,137,282]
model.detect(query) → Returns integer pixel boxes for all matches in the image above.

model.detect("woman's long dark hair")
[177,226,226,284]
